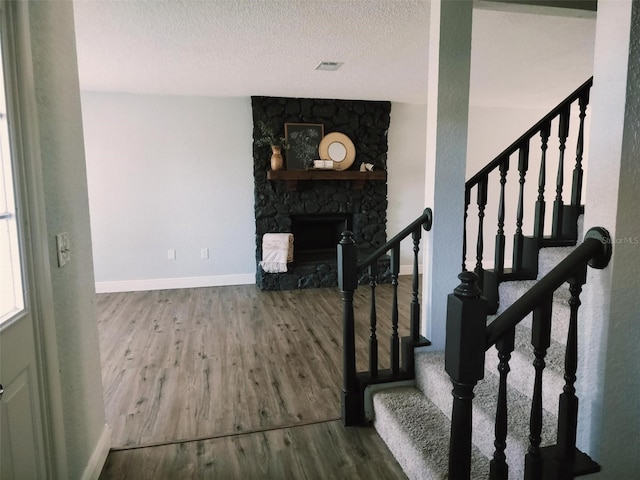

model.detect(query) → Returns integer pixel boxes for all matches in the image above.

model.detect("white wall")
[422,0,474,350]
[391,95,590,281]
[467,105,548,177]
[387,102,428,271]
[82,94,430,290]
[578,0,640,476]
[465,103,590,270]
[80,6,597,293]
[464,3,595,272]
[26,2,108,478]
[82,93,256,292]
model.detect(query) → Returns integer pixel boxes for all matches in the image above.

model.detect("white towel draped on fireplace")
[260,233,294,273]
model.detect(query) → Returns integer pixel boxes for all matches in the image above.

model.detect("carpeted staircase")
[371,222,583,479]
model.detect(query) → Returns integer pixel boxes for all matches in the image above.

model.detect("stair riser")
[497,285,572,347]
[510,307,570,347]
[373,396,447,480]
[537,247,577,278]
[536,217,585,281]
[373,387,489,480]
[485,345,564,416]
[415,352,557,478]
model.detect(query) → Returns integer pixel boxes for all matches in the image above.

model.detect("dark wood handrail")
[466,77,593,189]
[357,207,433,270]
[446,226,611,478]
[339,207,433,425]
[486,226,611,348]
[463,77,593,302]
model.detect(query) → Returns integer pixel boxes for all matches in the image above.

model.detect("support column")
[579,1,640,478]
[422,0,473,349]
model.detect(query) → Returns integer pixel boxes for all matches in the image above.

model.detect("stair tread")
[373,385,489,480]
[496,237,581,334]
[415,350,557,478]
[489,266,576,413]
[498,279,571,311]
[487,314,568,373]
[496,280,572,347]
[372,218,585,479]
[537,246,578,278]
[484,324,566,415]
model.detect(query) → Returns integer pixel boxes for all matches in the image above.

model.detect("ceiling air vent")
[315,61,343,71]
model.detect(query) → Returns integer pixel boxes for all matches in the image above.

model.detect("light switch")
[168,249,176,260]
[56,233,70,267]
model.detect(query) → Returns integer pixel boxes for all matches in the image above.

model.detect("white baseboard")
[81,424,111,480]
[95,274,255,293]
[399,264,424,276]
[96,267,417,294]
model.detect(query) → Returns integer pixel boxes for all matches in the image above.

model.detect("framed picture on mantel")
[284,123,324,170]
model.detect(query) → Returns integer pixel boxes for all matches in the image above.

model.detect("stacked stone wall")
[252,96,391,290]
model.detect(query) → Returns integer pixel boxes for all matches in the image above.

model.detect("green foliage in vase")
[254,121,289,149]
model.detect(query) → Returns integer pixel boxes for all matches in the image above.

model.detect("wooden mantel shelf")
[267,169,387,191]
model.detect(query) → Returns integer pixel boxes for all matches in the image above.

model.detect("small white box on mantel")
[313,160,334,169]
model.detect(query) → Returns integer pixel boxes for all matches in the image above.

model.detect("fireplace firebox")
[291,214,352,262]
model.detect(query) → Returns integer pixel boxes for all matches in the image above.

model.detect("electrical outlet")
[201,248,209,259]
[168,249,176,260]
[56,233,70,267]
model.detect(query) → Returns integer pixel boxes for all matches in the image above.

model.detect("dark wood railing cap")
[454,271,482,299]
[485,226,612,348]
[584,227,612,269]
[357,209,432,271]
[339,230,355,245]
[466,77,593,189]
[422,207,433,231]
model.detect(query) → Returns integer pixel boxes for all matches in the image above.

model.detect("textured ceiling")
[73,0,596,106]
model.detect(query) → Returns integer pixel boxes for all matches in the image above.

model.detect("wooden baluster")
[552,106,570,238]
[525,295,553,480]
[475,176,488,288]
[513,141,530,272]
[495,158,509,275]
[446,272,487,480]
[390,245,400,376]
[571,89,590,207]
[338,231,360,425]
[463,189,470,271]
[557,264,588,463]
[534,122,551,238]
[490,327,515,480]
[410,228,422,341]
[368,265,378,378]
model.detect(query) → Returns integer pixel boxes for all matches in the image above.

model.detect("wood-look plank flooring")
[97,278,416,478]
[99,420,405,479]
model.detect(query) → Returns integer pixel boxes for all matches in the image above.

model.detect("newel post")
[446,271,487,480]
[338,230,360,425]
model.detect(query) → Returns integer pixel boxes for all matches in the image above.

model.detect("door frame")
[2,2,67,478]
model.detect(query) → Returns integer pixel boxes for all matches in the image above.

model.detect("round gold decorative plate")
[318,132,355,171]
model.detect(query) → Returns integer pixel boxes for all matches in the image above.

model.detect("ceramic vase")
[270,145,284,171]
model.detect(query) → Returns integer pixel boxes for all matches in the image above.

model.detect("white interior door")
[0,8,48,478]
[0,317,47,479]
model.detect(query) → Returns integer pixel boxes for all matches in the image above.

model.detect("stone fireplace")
[252,96,391,290]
